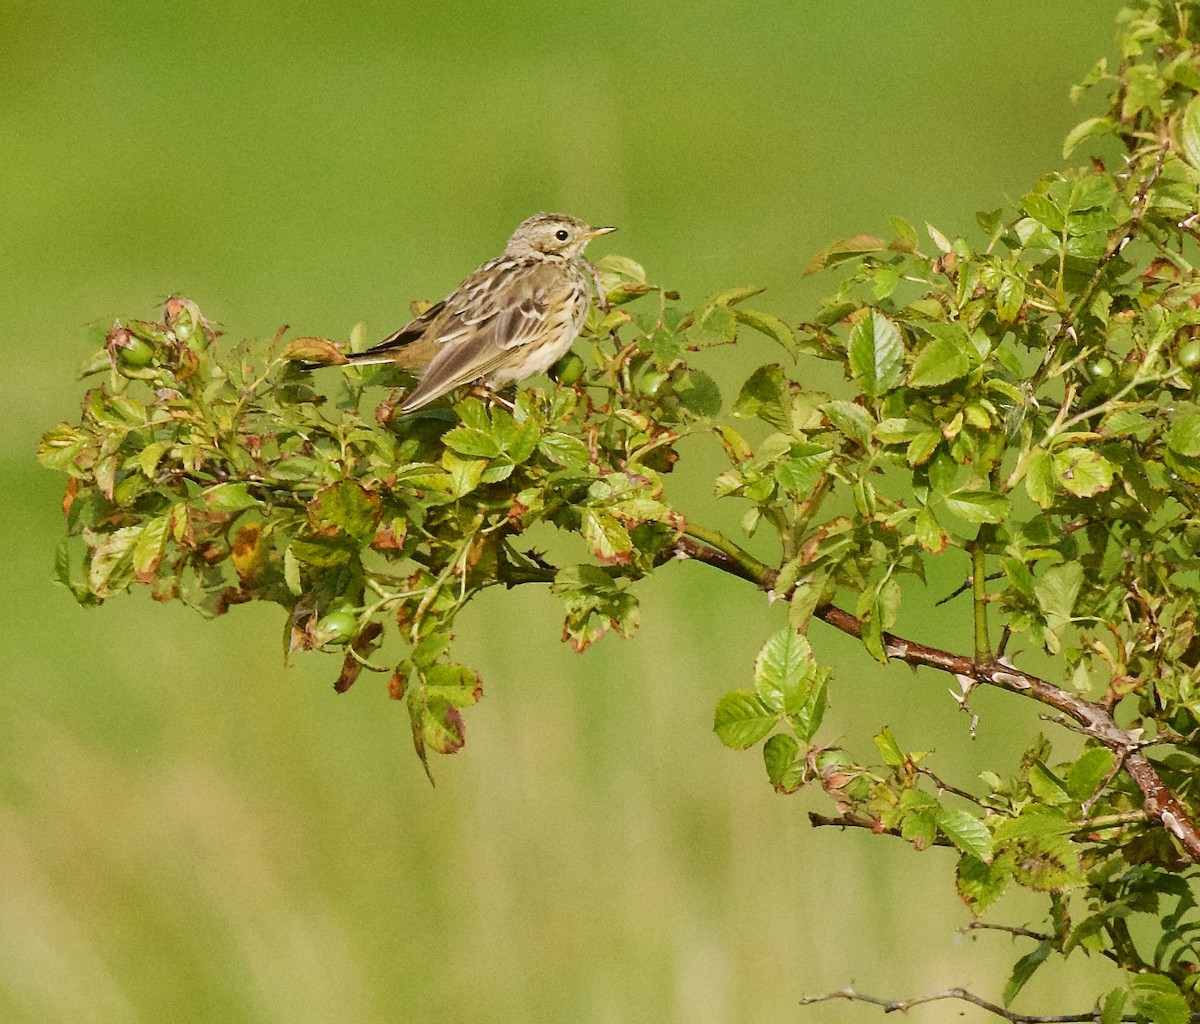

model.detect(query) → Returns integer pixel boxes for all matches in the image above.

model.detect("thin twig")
[798,985,1142,1023]
[959,921,1051,943]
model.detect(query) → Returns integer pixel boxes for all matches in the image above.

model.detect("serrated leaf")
[754,629,816,714]
[705,284,764,308]
[915,506,948,553]
[733,307,798,357]
[581,509,633,564]
[805,233,887,275]
[443,452,486,496]
[1053,447,1114,498]
[996,274,1025,324]
[674,368,722,417]
[1029,759,1069,802]
[909,336,970,388]
[281,336,348,364]
[538,431,590,469]
[418,695,466,755]
[1167,413,1200,457]
[1021,192,1065,232]
[847,310,904,398]
[943,488,1010,525]
[442,426,502,458]
[308,480,381,543]
[956,855,1010,915]
[790,678,826,742]
[1099,988,1127,1024]
[1002,942,1051,1007]
[1131,974,1189,1024]
[132,514,170,581]
[1025,450,1056,508]
[1064,747,1115,802]
[87,525,141,598]
[203,482,261,512]
[824,400,874,447]
[713,690,779,750]
[936,808,993,862]
[1035,562,1082,647]
[1064,116,1114,158]
[763,733,803,793]
[1182,95,1200,170]
[875,727,904,767]
[774,443,834,497]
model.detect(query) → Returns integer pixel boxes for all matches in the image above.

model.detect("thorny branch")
[671,530,1200,862]
[797,985,1156,1023]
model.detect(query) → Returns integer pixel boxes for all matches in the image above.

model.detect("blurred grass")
[5,1,1127,1021]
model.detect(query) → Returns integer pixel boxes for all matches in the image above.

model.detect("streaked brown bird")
[338,213,615,412]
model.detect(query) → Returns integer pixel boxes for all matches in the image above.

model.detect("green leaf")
[1002,942,1051,1007]
[673,368,722,417]
[538,431,591,469]
[733,364,790,428]
[442,425,501,459]
[1006,832,1085,891]
[996,274,1025,324]
[1167,413,1200,458]
[1131,974,1189,1024]
[417,695,467,756]
[581,509,633,564]
[443,452,486,496]
[704,284,764,308]
[763,733,804,793]
[774,444,834,497]
[1020,192,1065,232]
[908,335,970,388]
[732,306,798,357]
[1052,447,1114,498]
[1182,95,1200,169]
[1063,116,1114,158]
[203,482,261,512]
[936,808,993,862]
[956,855,1010,915]
[993,806,1073,842]
[713,690,779,750]
[1025,450,1056,508]
[422,662,483,708]
[1035,562,1082,649]
[805,233,887,275]
[942,489,1010,525]
[914,506,948,553]
[847,310,904,398]
[823,400,874,447]
[875,727,904,768]
[308,481,382,542]
[87,525,141,599]
[790,678,826,742]
[1099,988,1127,1024]
[1065,747,1115,802]
[754,629,816,714]
[131,514,170,581]
[1029,760,1069,803]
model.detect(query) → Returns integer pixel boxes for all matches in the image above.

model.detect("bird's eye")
[554,229,569,241]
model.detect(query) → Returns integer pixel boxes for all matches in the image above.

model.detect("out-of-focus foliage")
[37,1,1200,1018]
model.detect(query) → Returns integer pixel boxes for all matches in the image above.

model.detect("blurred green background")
[5,2,1129,1020]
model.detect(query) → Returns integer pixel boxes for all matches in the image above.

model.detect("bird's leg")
[464,384,515,412]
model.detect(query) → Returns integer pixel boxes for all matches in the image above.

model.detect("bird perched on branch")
[322,212,615,412]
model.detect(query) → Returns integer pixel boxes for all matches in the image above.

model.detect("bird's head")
[504,213,616,260]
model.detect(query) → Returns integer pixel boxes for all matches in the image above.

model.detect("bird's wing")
[398,260,575,410]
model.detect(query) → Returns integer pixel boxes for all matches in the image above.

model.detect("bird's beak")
[583,226,617,239]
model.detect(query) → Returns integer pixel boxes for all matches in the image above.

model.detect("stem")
[971,539,991,662]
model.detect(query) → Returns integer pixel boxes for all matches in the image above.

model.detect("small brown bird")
[340,213,615,412]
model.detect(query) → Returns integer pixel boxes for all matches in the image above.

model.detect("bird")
[331,213,616,413]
